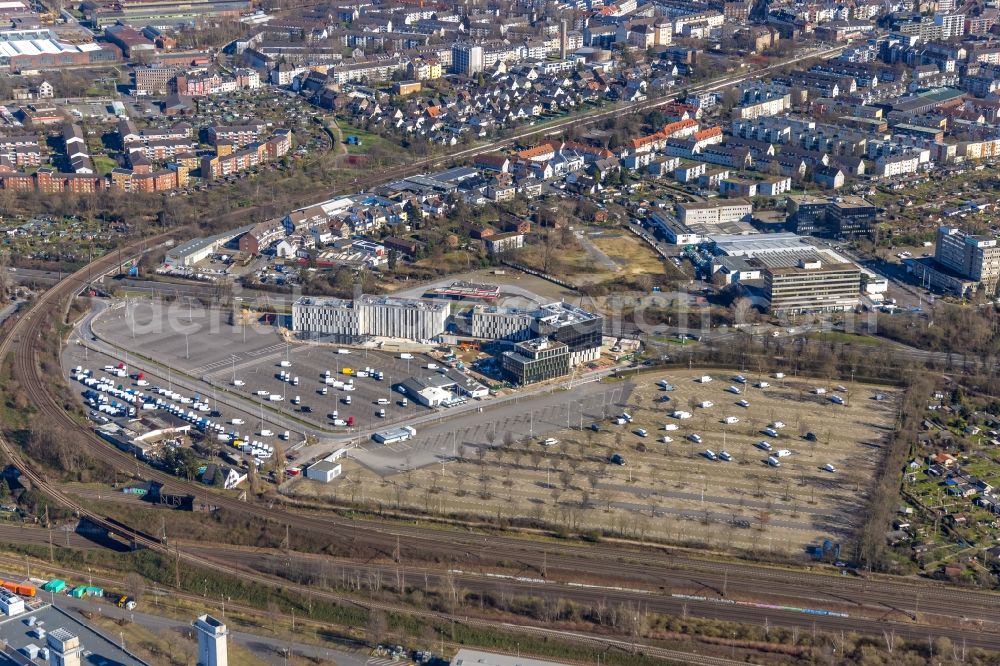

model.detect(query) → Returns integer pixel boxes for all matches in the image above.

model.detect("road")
[13,41,1000,662]
[574,229,620,272]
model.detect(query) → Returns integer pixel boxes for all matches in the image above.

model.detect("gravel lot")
[290,369,897,556]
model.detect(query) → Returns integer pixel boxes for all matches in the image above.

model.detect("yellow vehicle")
[342,368,353,375]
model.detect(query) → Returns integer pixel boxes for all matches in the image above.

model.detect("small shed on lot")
[306,460,342,483]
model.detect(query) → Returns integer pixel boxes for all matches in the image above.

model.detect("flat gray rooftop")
[709,232,813,255]
[0,603,148,666]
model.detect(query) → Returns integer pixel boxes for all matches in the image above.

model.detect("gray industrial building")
[501,337,570,385]
[293,295,450,342]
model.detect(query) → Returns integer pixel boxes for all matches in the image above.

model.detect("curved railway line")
[3,241,1000,655]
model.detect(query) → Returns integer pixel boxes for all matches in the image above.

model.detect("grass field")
[588,230,665,276]
[92,156,118,175]
[291,369,897,558]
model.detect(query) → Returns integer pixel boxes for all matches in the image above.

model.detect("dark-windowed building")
[502,338,570,385]
[530,301,603,365]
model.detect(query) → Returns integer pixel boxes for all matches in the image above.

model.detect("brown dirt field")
[289,369,897,558]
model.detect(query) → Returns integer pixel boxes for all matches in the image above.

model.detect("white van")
[688,433,702,443]
[719,451,733,462]
[260,429,274,437]
[722,416,739,425]
[337,349,351,355]
[763,427,779,438]
[776,449,792,457]
[702,449,717,460]
[377,398,390,405]
[542,438,559,446]
[766,456,781,467]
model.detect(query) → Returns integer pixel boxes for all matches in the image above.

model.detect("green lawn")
[92,156,118,175]
[334,121,399,155]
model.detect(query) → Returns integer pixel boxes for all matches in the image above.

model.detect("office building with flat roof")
[468,305,537,341]
[293,295,449,342]
[501,338,570,385]
[935,226,1000,292]
[677,199,752,226]
[826,196,877,238]
[762,254,861,313]
[531,301,603,366]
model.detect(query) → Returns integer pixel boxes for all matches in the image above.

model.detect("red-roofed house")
[693,126,724,150]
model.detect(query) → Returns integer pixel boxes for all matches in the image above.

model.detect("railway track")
[4,240,1000,654]
[0,240,719,661]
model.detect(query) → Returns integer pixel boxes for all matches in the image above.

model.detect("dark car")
[804,432,817,441]
[591,423,601,432]
[610,453,626,466]
[300,405,313,413]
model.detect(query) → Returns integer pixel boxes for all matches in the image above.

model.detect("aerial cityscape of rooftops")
[4,0,1000,662]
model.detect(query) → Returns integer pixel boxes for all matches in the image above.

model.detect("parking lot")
[203,344,437,433]
[90,301,442,434]
[291,368,896,555]
[61,340,295,468]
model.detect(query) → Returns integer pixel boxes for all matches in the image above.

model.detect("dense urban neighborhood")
[4,0,1000,663]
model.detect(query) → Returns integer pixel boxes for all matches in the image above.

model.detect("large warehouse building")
[293,295,450,343]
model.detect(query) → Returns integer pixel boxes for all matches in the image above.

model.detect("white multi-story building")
[934,12,966,39]
[935,226,1000,290]
[874,152,920,177]
[470,305,536,341]
[677,200,753,226]
[293,295,450,342]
